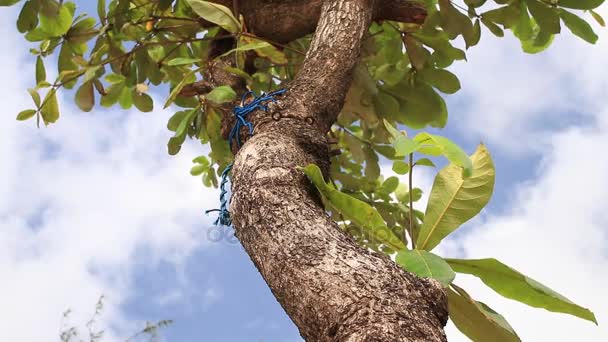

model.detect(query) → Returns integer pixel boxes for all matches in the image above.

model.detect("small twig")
[408,153,415,249]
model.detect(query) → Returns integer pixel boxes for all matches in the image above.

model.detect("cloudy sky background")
[0,2,607,341]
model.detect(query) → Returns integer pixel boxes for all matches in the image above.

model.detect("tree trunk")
[229,1,449,340]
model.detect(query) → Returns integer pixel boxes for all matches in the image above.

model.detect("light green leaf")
[75,81,94,112]
[302,164,405,251]
[393,160,410,175]
[40,89,59,125]
[448,285,521,342]
[35,56,46,85]
[394,136,419,157]
[16,109,37,121]
[414,133,472,177]
[559,9,598,44]
[558,0,605,10]
[417,68,461,94]
[396,250,455,285]
[167,57,202,66]
[446,258,598,324]
[206,85,236,104]
[416,144,495,251]
[39,3,74,37]
[187,0,240,33]
[415,158,436,168]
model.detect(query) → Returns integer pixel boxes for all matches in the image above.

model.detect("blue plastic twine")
[206,89,286,226]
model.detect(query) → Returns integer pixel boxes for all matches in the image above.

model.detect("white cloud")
[451,7,608,155]
[0,12,219,341]
[436,6,608,341]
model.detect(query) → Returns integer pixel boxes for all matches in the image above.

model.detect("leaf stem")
[409,153,416,249]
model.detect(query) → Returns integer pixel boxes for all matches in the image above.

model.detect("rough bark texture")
[228,0,449,341]
[206,0,427,43]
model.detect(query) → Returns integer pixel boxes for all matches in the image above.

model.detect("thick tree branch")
[206,0,427,43]
[229,0,448,341]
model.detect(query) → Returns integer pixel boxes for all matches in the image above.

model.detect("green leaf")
[16,109,37,121]
[557,0,605,10]
[417,68,461,94]
[448,285,521,342]
[446,258,598,324]
[17,0,39,33]
[413,133,472,176]
[559,9,598,44]
[97,0,106,22]
[521,25,555,54]
[416,144,495,251]
[35,56,46,85]
[187,0,240,33]
[75,81,94,112]
[302,164,405,251]
[527,0,561,34]
[167,57,202,66]
[415,158,436,168]
[39,3,74,37]
[27,88,41,108]
[40,89,59,125]
[164,67,201,108]
[394,136,419,157]
[206,85,236,104]
[378,176,400,195]
[590,10,605,27]
[396,250,455,285]
[0,0,20,6]
[133,91,154,112]
[393,160,410,175]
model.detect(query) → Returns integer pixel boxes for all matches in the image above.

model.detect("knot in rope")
[207,89,286,227]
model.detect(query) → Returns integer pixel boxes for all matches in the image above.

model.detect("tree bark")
[229,0,449,340]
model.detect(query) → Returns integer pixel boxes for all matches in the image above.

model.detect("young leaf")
[301,164,406,251]
[40,89,59,125]
[448,285,521,342]
[167,57,202,66]
[17,0,39,33]
[75,81,94,112]
[16,109,37,121]
[394,135,419,157]
[559,10,598,44]
[206,85,236,104]
[416,144,495,251]
[187,0,240,33]
[35,56,46,85]
[395,250,455,285]
[392,160,410,175]
[445,258,598,324]
[590,10,606,27]
[39,3,74,37]
[413,133,472,176]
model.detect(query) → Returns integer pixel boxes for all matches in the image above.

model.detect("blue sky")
[0,3,607,341]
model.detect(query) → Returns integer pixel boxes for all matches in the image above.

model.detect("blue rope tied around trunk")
[206,89,286,226]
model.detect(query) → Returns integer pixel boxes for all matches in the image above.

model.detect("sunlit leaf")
[187,0,240,33]
[448,285,521,342]
[396,249,455,285]
[446,258,598,324]
[302,164,405,251]
[416,144,495,251]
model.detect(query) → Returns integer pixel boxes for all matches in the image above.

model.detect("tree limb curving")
[229,0,448,341]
